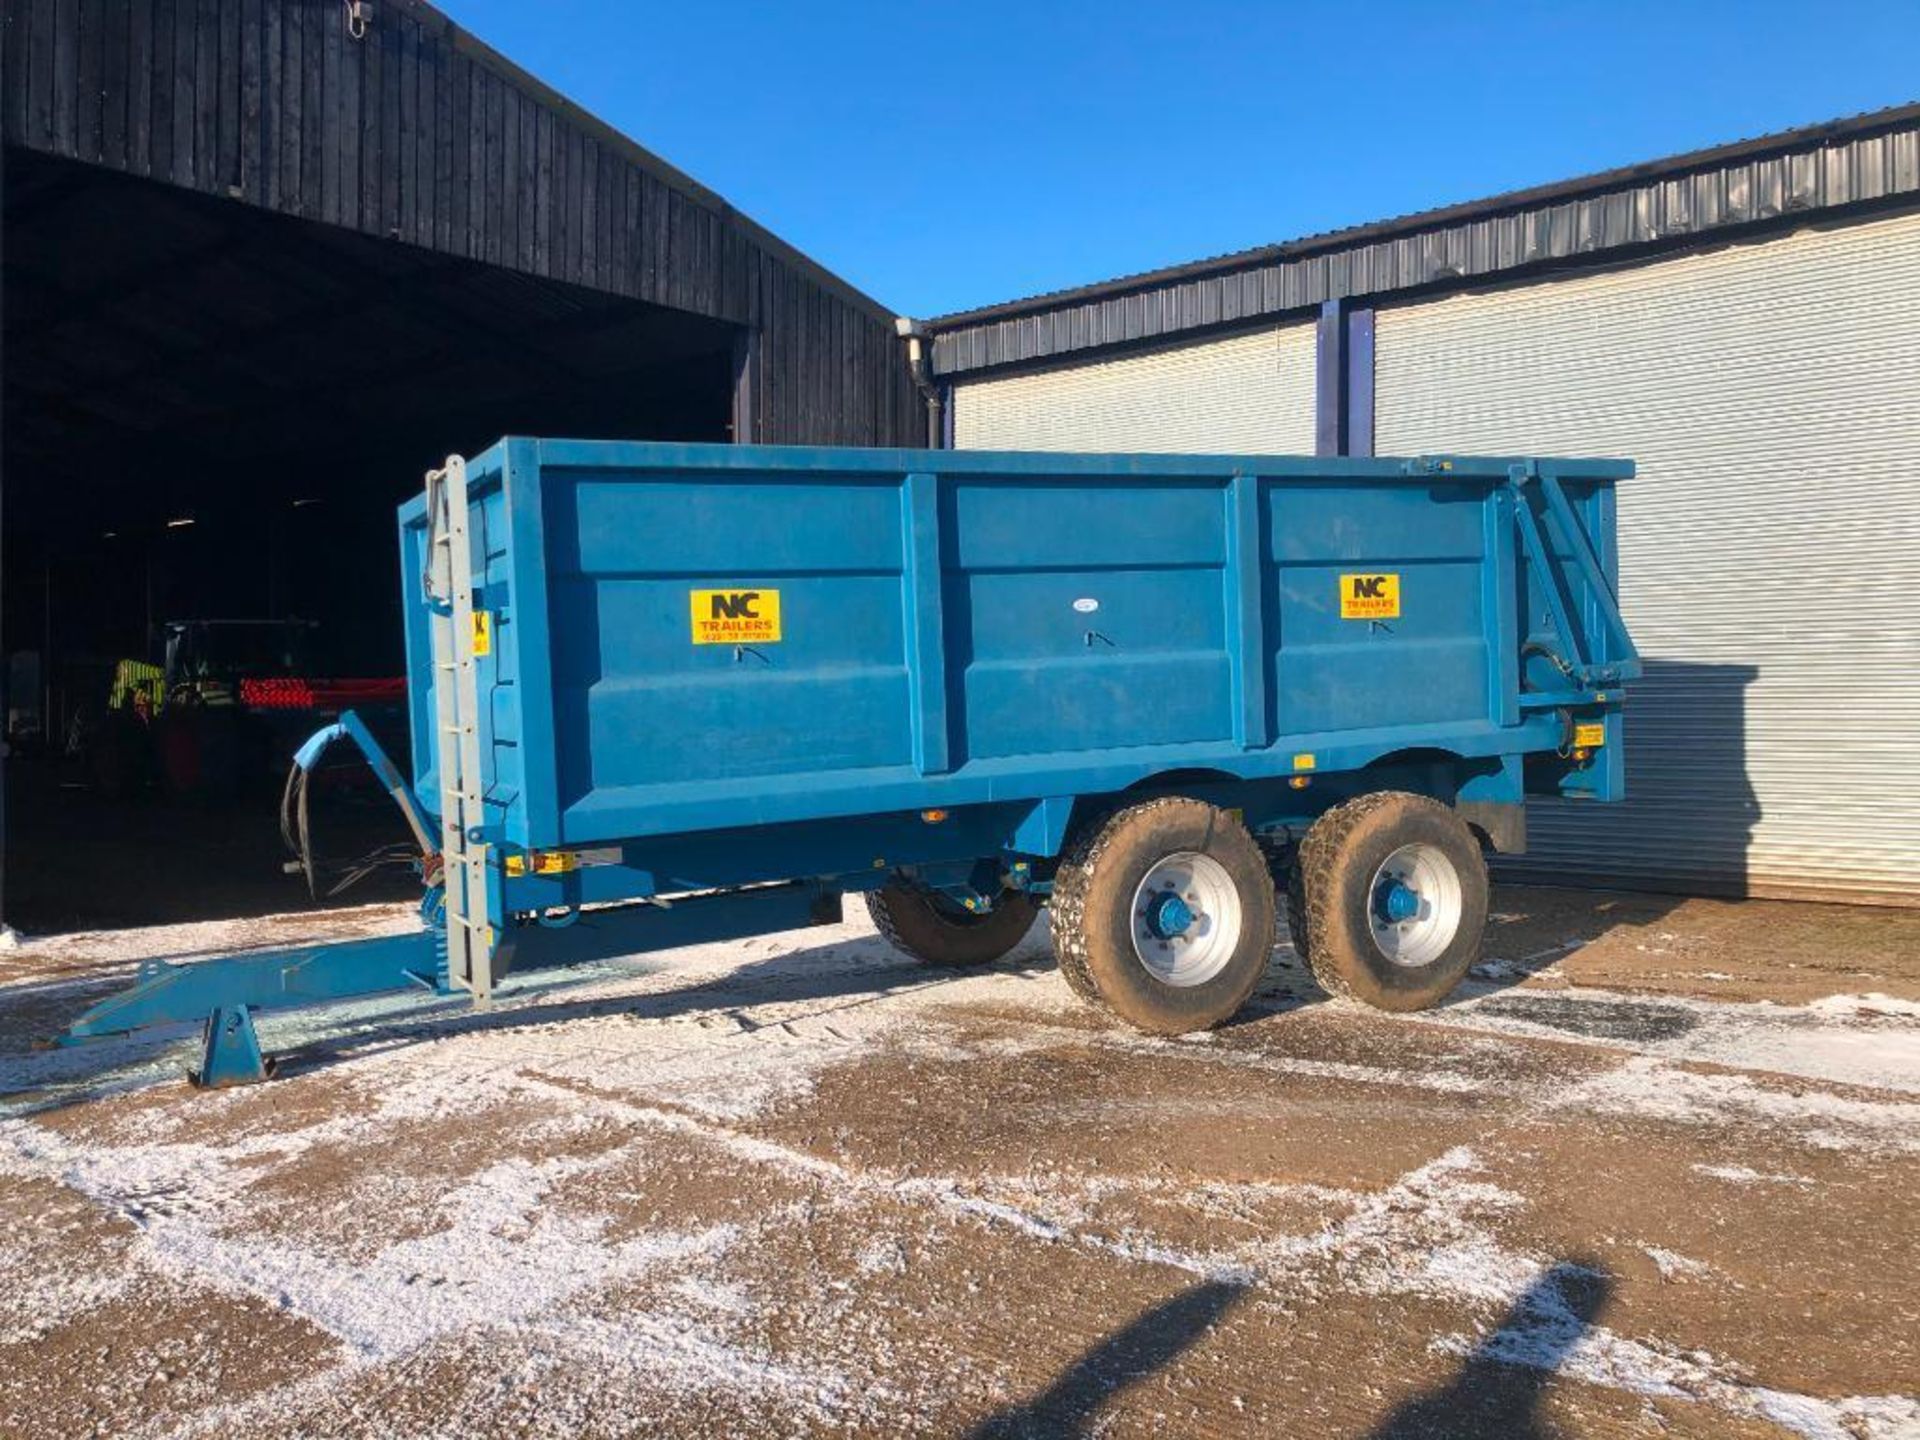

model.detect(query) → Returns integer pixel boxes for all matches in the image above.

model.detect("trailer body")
[65,440,1637,1083]
[402,441,1631,910]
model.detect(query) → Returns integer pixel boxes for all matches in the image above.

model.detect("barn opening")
[3,147,741,930]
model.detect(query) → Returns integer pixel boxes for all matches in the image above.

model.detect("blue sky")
[438,1,1920,317]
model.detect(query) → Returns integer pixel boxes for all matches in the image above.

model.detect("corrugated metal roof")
[390,0,901,328]
[928,101,1920,378]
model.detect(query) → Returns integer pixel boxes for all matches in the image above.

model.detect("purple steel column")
[1314,300,1346,457]
[1314,300,1376,457]
[1346,306,1375,458]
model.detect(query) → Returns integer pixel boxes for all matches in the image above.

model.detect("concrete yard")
[2,887,1918,1439]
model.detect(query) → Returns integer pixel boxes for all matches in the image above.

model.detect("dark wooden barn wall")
[0,0,922,447]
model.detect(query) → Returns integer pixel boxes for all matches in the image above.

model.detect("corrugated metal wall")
[931,112,1920,380]
[0,0,922,447]
[1376,211,1920,903]
[951,322,1316,452]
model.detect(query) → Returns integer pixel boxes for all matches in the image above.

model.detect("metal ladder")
[424,454,497,1002]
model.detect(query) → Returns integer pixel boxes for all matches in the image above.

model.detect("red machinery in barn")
[86,619,405,801]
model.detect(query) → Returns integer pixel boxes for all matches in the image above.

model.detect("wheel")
[866,880,1041,967]
[1051,797,1276,1034]
[1290,791,1488,1011]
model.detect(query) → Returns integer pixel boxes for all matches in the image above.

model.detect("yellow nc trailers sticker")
[690,588,782,644]
[1340,572,1401,620]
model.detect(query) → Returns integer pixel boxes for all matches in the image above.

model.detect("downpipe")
[896,316,945,448]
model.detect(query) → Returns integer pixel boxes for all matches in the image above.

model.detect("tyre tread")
[1292,791,1488,1009]
[865,884,1038,968]
[1051,796,1273,1029]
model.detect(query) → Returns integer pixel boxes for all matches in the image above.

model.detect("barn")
[3,4,1916,926]
[928,105,1920,906]
[0,0,920,928]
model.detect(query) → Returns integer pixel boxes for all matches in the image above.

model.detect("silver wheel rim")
[1130,851,1242,987]
[1367,842,1463,967]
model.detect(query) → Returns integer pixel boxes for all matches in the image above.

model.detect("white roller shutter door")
[952,322,1316,453]
[1377,211,1920,903]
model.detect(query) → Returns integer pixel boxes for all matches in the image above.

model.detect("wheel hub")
[1145,891,1195,939]
[1129,852,1243,987]
[1378,878,1422,924]
[1366,842,1465,967]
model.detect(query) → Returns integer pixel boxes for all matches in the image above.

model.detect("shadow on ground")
[957,1261,1608,1438]
[965,1279,1249,1439]
[1369,1261,1612,1440]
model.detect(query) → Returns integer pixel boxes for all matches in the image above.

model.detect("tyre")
[1051,797,1276,1034]
[1290,791,1488,1011]
[866,880,1041,967]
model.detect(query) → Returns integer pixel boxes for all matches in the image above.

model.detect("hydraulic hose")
[281,710,437,901]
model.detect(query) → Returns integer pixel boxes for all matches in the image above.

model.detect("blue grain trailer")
[64,441,1637,1084]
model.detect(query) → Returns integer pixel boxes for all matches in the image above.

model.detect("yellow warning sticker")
[690,588,782,645]
[1340,573,1401,620]
[1292,753,1316,772]
[471,611,492,656]
[504,850,579,877]
[1573,722,1607,749]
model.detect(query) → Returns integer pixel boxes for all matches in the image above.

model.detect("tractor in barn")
[81,618,405,802]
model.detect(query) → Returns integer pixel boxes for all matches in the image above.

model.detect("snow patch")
[1082,1026,1491,1096]
[1437,1271,1920,1440]
[0,903,416,969]
[1345,1154,1917,1440]
[1551,1055,1920,1152]
[1691,1163,1814,1187]
[1643,1246,1712,1282]
[1422,984,1920,1095]
[1806,993,1920,1021]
